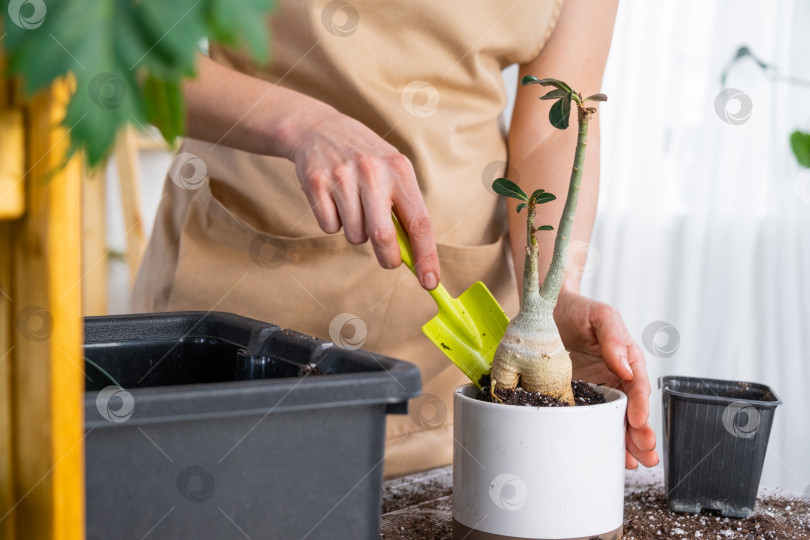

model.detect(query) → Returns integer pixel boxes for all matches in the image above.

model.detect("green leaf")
[585,93,608,102]
[536,225,554,231]
[534,192,557,204]
[790,130,810,168]
[63,71,145,165]
[516,203,527,213]
[549,96,571,130]
[492,178,529,202]
[529,188,546,202]
[3,0,275,165]
[205,0,275,65]
[142,76,185,146]
[539,89,569,101]
[537,78,572,91]
[521,76,572,93]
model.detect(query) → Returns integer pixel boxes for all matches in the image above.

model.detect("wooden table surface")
[380,466,810,539]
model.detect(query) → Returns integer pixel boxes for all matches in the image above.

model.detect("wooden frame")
[0,77,85,540]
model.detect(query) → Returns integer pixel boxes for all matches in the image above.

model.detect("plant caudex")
[490,76,606,405]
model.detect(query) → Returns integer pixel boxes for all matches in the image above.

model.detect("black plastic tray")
[83,312,421,540]
[659,375,781,518]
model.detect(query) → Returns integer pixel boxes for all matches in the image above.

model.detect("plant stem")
[540,106,591,304]
[523,205,539,297]
[518,204,551,322]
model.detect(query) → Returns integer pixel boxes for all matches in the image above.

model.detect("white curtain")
[582,0,810,493]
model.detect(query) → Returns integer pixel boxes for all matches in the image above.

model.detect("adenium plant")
[490,76,606,405]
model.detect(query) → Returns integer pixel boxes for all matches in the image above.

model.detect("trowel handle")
[391,213,454,309]
[392,213,417,272]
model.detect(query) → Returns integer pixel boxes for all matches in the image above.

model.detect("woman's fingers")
[392,159,440,290]
[591,304,634,381]
[624,342,652,430]
[331,161,368,245]
[626,429,659,468]
[629,420,657,453]
[291,109,437,285]
[587,299,657,465]
[625,450,639,470]
[359,174,400,270]
[303,170,342,234]
[395,207,439,289]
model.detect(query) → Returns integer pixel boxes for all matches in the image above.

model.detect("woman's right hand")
[184,54,439,290]
[284,103,440,290]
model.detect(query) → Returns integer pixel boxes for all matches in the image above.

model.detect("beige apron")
[133,0,563,478]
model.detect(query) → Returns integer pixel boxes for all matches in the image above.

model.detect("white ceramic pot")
[453,383,627,540]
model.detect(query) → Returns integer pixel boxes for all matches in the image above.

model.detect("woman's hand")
[183,54,440,290]
[553,289,659,469]
[286,104,440,290]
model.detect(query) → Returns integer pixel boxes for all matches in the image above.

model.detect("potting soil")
[297,362,325,376]
[477,375,607,407]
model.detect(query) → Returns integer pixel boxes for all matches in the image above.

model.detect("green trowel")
[392,214,509,387]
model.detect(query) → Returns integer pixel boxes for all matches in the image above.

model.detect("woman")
[133,0,658,477]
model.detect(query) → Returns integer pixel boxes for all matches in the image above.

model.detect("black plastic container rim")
[658,375,782,408]
[82,311,422,428]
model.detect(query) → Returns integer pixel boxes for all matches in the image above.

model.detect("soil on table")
[381,468,453,540]
[381,496,452,540]
[622,487,810,539]
[382,474,452,514]
[380,467,810,540]
[476,374,606,407]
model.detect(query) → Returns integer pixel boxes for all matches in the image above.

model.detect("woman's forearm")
[183,53,333,160]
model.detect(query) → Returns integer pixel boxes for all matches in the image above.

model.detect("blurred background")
[97,0,809,493]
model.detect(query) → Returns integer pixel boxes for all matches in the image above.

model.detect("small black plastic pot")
[659,375,782,518]
[83,311,421,540]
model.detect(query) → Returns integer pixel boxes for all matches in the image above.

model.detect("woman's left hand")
[553,289,659,469]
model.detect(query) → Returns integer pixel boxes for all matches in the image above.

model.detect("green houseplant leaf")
[3,0,276,165]
[529,189,546,201]
[548,96,572,130]
[535,225,554,231]
[142,76,186,146]
[205,0,274,64]
[533,192,557,204]
[529,189,556,204]
[521,75,542,86]
[521,75,572,94]
[790,130,810,168]
[492,178,529,202]
[585,93,608,102]
[516,203,528,213]
[539,89,569,101]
